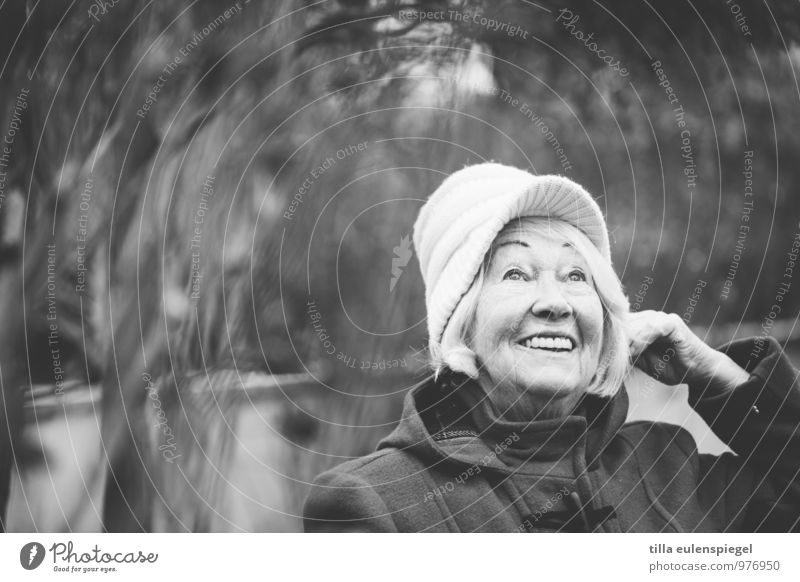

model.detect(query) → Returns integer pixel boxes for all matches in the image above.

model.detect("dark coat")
[303,338,800,532]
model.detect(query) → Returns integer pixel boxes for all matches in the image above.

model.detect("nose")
[530,276,573,321]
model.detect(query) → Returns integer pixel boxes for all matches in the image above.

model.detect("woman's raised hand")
[624,310,750,393]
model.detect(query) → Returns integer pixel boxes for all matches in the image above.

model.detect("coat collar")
[378,368,629,476]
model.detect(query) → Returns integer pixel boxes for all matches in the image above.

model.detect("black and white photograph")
[0,0,799,577]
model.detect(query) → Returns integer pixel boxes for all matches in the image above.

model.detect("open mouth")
[517,334,576,352]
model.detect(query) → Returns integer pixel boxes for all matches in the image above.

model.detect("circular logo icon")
[20,542,46,570]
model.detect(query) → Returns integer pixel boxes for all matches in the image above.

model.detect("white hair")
[429,217,631,398]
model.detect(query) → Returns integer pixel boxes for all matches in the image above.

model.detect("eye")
[502,268,526,281]
[567,269,587,282]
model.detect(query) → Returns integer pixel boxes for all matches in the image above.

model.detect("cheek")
[576,296,605,354]
[473,292,520,354]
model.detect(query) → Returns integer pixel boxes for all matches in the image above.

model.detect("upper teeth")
[523,336,573,350]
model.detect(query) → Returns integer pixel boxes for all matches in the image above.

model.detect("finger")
[625,312,663,358]
[626,311,682,358]
[662,312,689,345]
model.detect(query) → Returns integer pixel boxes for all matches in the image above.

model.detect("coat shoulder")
[319,445,428,485]
[303,446,441,532]
[618,420,699,461]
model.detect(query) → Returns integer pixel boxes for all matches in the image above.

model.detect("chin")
[509,349,583,388]
[519,374,582,396]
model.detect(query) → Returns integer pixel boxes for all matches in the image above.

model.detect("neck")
[475,374,585,423]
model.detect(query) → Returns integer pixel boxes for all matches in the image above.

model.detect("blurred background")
[0,0,799,532]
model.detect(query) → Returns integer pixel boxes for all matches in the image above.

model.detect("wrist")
[695,350,750,394]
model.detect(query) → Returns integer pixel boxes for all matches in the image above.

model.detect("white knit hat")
[413,162,610,355]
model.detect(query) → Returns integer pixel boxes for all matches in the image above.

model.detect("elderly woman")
[304,163,800,532]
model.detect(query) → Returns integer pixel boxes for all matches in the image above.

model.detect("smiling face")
[471,219,605,417]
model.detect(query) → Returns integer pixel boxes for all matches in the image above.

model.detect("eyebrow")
[495,239,529,249]
[494,240,573,249]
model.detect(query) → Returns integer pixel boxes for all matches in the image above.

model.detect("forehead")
[487,221,586,265]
